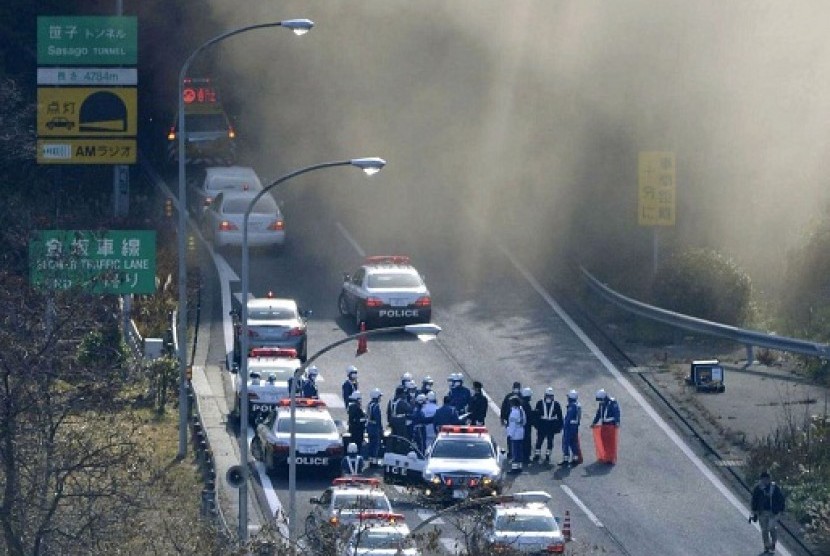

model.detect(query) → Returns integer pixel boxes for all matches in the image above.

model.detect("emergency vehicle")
[471,491,566,554]
[250,398,344,475]
[167,77,237,166]
[230,347,299,427]
[305,477,394,549]
[340,512,418,556]
[338,256,432,329]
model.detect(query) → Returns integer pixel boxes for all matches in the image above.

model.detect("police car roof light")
[364,255,411,266]
[439,425,489,435]
[357,511,405,523]
[249,347,298,359]
[504,491,552,505]
[332,477,381,487]
[277,398,326,408]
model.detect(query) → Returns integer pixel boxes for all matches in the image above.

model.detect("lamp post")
[238,157,386,543]
[175,18,313,462]
[288,323,442,551]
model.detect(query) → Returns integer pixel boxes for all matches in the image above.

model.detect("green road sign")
[38,16,137,66]
[30,230,156,294]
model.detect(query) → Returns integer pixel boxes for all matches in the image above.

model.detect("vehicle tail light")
[326,444,344,456]
[546,543,565,553]
[272,444,289,454]
[468,478,479,487]
[286,327,305,337]
[444,478,453,487]
[228,126,236,139]
[414,296,431,307]
[365,297,383,308]
[267,220,284,231]
[329,516,339,526]
[203,196,213,207]
[167,128,176,141]
[218,221,238,231]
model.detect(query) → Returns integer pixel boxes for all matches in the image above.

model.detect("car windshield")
[222,195,277,215]
[367,273,422,288]
[276,417,336,434]
[333,494,391,511]
[249,307,297,320]
[495,514,556,532]
[250,369,291,381]
[185,113,229,132]
[431,439,493,459]
[353,530,412,549]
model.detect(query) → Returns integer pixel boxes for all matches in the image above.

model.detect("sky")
[152,1,830,295]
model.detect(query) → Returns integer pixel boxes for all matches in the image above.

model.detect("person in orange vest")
[591,389,620,464]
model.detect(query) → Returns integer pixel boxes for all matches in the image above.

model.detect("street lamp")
[175,17,314,462]
[238,157,387,543]
[287,323,442,551]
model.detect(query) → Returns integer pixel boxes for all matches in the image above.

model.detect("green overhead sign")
[37,16,138,66]
[30,230,156,294]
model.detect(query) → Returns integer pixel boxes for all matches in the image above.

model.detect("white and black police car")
[340,511,418,556]
[470,491,566,554]
[230,347,298,427]
[250,398,344,475]
[305,478,394,549]
[338,255,431,329]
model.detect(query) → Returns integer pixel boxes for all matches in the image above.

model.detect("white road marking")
[415,509,445,525]
[336,221,366,257]
[254,460,289,537]
[498,245,794,556]
[482,388,501,416]
[560,484,603,529]
[215,251,237,373]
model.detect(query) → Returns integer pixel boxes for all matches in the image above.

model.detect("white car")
[190,165,263,215]
[201,190,285,252]
[230,347,299,426]
[231,295,309,362]
[471,491,566,554]
[340,512,419,555]
[421,425,506,501]
[250,398,344,476]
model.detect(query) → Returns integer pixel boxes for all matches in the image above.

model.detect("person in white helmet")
[506,396,527,472]
[591,389,620,427]
[341,442,365,476]
[519,387,535,463]
[301,366,320,399]
[410,393,429,454]
[591,389,621,464]
[559,390,583,466]
[347,390,366,453]
[422,391,439,447]
[533,387,563,464]
[400,371,413,390]
[366,388,384,465]
[342,365,359,403]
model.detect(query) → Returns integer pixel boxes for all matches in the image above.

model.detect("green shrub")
[652,247,752,326]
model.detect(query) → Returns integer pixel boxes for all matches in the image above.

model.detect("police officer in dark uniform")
[533,387,562,464]
[468,381,488,426]
[388,386,411,453]
[432,395,461,436]
[347,390,367,453]
[342,365,359,404]
[366,388,384,465]
[301,366,320,399]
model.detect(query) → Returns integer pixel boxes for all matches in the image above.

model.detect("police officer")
[591,389,621,427]
[405,380,419,405]
[366,388,384,466]
[341,443,365,476]
[432,395,461,436]
[500,382,522,459]
[301,366,320,399]
[559,390,583,466]
[422,391,439,447]
[468,381,488,426]
[520,387,535,464]
[533,387,563,464]
[449,374,472,416]
[342,365,359,403]
[388,387,411,453]
[420,376,435,397]
[347,390,367,453]
[410,393,429,454]
[400,371,413,390]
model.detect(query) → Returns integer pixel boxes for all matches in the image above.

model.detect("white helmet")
[427,391,437,402]
[370,388,382,400]
[350,390,362,401]
[422,375,434,386]
[567,389,578,400]
[307,365,319,377]
[545,387,555,397]
[521,387,532,398]
[402,371,413,382]
[595,389,607,401]
[347,443,358,454]
[346,365,358,377]
[415,393,427,404]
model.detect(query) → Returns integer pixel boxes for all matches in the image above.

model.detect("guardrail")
[580,266,830,362]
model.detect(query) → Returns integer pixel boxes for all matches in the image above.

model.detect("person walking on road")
[533,387,562,464]
[750,470,786,554]
[506,397,527,472]
[500,382,522,459]
[366,388,384,466]
[342,365,359,403]
[347,390,367,453]
[559,390,583,466]
[468,381,488,426]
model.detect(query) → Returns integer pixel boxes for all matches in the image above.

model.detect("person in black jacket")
[533,387,562,464]
[750,470,786,554]
[519,387,535,463]
[468,381,488,425]
[347,391,367,453]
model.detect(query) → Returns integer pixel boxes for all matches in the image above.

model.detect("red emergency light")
[439,425,489,435]
[332,477,381,488]
[364,255,411,266]
[248,347,298,359]
[276,398,326,408]
[357,511,405,523]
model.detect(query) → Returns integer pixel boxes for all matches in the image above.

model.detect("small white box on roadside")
[144,337,164,360]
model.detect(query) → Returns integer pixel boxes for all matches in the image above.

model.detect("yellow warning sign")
[37,87,137,137]
[638,151,676,226]
[37,139,136,164]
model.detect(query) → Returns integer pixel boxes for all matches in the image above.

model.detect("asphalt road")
[188,179,796,556]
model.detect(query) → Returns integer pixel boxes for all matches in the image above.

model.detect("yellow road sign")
[37,87,137,136]
[638,151,676,226]
[37,138,136,164]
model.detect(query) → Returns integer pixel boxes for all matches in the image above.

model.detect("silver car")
[471,491,566,554]
[232,296,309,362]
[190,165,263,216]
[201,190,285,252]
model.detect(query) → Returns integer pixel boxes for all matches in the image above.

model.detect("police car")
[305,478,394,549]
[421,426,506,501]
[338,256,431,329]
[340,512,419,556]
[471,491,566,554]
[250,398,344,475]
[230,347,298,427]
[232,293,310,363]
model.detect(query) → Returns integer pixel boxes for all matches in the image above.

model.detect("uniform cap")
[346,365,358,377]
[545,387,554,396]
[567,389,578,400]
[521,387,532,397]
[422,376,434,385]
[595,389,607,400]
[402,372,413,381]
[307,365,319,377]
[370,388,382,399]
[347,443,358,454]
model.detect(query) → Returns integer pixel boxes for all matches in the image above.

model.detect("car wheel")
[338,292,350,316]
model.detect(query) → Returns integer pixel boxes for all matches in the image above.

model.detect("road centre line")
[560,485,604,528]
[336,221,366,257]
[497,245,792,556]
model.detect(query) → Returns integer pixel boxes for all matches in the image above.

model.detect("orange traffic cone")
[356,322,368,356]
[562,510,572,541]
